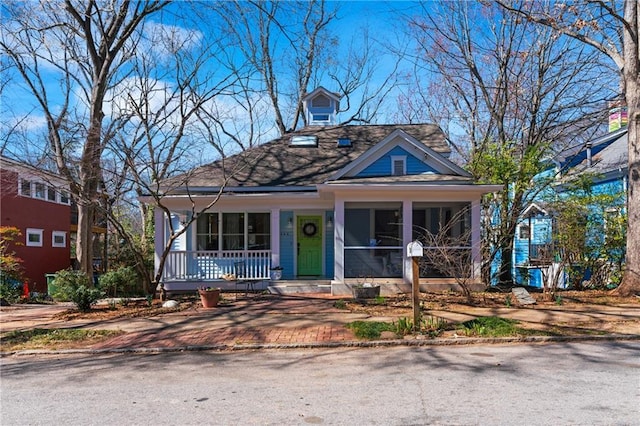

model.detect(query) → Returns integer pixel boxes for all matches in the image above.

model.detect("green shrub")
[333,299,347,309]
[394,317,414,335]
[347,321,395,339]
[0,275,22,304]
[457,316,521,337]
[98,266,139,297]
[51,269,104,312]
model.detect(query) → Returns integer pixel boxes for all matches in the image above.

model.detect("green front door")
[297,216,323,276]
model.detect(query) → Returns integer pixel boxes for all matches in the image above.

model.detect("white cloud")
[142,22,204,59]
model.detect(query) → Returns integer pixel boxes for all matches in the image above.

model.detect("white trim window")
[391,156,406,176]
[26,228,43,247]
[518,223,531,240]
[34,182,46,199]
[52,231,66,248]
[19,179,31,197]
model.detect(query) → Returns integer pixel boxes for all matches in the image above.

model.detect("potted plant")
[269,266,283,281]
[198,286,221,308]
[352,278,380,300]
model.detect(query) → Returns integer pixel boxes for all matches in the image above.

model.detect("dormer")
[303,87,340,126]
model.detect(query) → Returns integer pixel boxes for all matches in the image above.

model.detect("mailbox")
[407,240,424,257]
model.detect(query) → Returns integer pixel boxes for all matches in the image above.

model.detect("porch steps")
[267,280,332,295]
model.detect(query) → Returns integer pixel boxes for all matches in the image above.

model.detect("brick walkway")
[90,325,356,350]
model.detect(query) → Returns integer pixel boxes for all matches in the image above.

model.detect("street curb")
[2,333,639,357]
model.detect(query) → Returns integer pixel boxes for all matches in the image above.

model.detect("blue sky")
[1,1,432,163]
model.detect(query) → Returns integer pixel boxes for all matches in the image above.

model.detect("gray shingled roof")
[565,131,628,179]
[163,124,450,192]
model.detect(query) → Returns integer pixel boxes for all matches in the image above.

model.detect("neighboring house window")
[47,186,57,202]
[518,224,531,240]
[391,156,406,176]
[20,179,31,196]
[26,228,43,247]
[52,231,66,248]
[60,191,70,204]
[34,182,46,199]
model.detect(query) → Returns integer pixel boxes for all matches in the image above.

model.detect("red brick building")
[1,157,71,293]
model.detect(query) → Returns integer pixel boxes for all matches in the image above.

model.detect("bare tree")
[100,12,252,293]
[1,0,169,280]
[206,0,401,134]
[401,1,615,286]
[496,0,640,296]
[415,209,476,300]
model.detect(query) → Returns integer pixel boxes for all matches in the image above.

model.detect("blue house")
[514,127,628,288]
[146,87,502,296]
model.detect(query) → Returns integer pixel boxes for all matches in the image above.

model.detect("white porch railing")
[162,250,272,281]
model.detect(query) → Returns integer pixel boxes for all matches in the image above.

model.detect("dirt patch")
[52,298,200,321]
[341,290,640,336]
[36,289,640,338]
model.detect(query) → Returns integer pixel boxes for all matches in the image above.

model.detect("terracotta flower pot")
[199,289,220,308]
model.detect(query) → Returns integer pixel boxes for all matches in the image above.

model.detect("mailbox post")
[407,241,424,330]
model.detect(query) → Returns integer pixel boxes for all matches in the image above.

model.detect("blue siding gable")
[357,146,438,177]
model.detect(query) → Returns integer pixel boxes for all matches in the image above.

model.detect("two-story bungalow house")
[148,87,502,296]
[0,156,72,293]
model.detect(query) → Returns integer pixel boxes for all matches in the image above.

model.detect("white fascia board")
[317,183,503,194]
[522,203,548,217]
[163,185,317,193]
[139,190,322,206]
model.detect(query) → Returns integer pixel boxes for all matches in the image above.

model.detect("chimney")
[608,100,628,132]
[586,142,592,166]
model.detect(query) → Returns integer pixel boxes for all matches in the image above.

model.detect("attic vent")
[290,135,318,146]
[337,138,351,147]
[312,94,330,108]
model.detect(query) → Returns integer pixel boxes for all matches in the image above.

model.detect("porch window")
[247,212,270,250]
[344,203,402,278]
[196,213,219,250]
[196,212,271,251]
[412,203,471,278]
[223,213,244,250]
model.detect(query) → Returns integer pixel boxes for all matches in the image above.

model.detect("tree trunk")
[618,85,640,295]
[616,0,640,296]
[498,244,514,286]
[76,203,95,283]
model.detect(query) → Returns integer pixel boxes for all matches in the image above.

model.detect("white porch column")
[471,198,482,281]
[153,207,164,281]
[402,198,413,285]
[270,208,280,269]
[334,196,345,282]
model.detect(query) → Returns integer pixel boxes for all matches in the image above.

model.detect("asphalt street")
[2,341,639,425]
